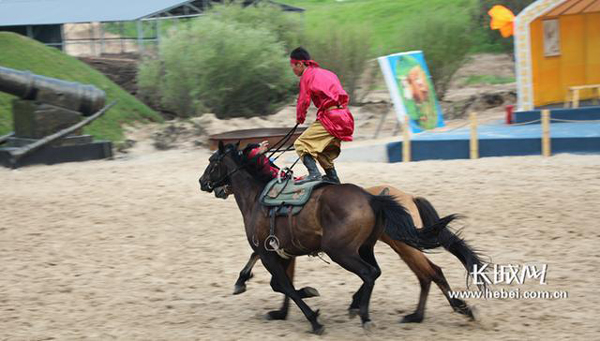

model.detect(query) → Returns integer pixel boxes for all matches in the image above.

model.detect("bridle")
[203,124,300,192]
[205,148,240,190]
[206,147,261,191]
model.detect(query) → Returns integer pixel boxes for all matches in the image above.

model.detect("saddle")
[259,177,328,216]
[258,177,331,255]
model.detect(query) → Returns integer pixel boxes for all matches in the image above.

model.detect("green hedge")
[138,4,298,118]
[305,23,372,105]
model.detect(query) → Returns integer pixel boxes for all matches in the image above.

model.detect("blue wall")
[514,106,600,124]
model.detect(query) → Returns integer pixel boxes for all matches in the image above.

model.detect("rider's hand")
[258,140,269,154]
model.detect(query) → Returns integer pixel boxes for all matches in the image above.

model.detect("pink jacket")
[296,66,354,141]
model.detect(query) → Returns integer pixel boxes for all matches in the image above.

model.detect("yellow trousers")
[294,121,341,170]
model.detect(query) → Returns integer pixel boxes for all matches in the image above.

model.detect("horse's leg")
[267,257,321,320]
[381,235,475,322]
[266,257,293,320]
[348,285,365,317]
[358,244,382,330]
[428,259,476,320]
[347,243,383,316]
[326,247,381,329]
[380,235,433,323]
[261,253,325,334]
[401,277,431,323]
[233,251,260,295]
[233,251,319,298]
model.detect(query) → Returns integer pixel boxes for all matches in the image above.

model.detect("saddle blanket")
[260,178,325,209]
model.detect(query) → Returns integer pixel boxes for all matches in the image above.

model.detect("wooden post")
[89,23,96,56]
[542,109,551,157]
[470,112,479,159]
[373,108,389,139]
[119,22,125,53]
[60,24,65,52]
[402,116,411,162]
[137,20,144,53]
[156,19,161,47]
[100,22,105,55]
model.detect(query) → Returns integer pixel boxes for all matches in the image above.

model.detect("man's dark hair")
[290,47,311,61]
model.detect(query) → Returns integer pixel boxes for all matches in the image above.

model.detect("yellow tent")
[514,0,600,110]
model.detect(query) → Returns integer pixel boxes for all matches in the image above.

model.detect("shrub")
[137,4,299,118]
[395,9,475,97]
[304,23,373,105]
[215,2,305,50]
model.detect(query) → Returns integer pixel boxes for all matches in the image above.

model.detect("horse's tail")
[369,194,452,250]
[414,196,487,288]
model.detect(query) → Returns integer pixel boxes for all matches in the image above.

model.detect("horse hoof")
[232,284,246,295]
[312,324,325,335]
[266,310,288,320]
[348,308,359,319]
[303,286,320,298]
[452,299,476,320]
[362,320,376,332]
[467,305,479,321]
[400,313,424,323]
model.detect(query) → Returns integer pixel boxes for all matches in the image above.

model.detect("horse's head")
[199,141,240,199]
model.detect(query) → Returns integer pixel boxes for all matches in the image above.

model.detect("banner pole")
[470,112,479,159]
[542,109,551,157]
[402,116,411,162]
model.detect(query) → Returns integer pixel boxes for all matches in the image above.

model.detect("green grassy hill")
[283,0,481,55]
[0,32,162,141]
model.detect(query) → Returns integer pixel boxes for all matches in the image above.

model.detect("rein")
[265,124,301,178]
[211,125,301,187]
[266,124,299,160]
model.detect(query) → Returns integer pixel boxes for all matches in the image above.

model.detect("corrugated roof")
[543,0,600,17]
[0,0,193,27]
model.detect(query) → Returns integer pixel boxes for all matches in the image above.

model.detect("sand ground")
[1,148,599,340]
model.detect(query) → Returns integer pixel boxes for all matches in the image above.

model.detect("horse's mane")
[225,143,275,186]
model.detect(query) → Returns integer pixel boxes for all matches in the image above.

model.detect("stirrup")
[277,167,293,183]
[322,175,340,184]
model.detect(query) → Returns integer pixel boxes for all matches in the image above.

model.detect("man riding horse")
[290,47,354,184]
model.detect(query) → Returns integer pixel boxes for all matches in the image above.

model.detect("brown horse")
[233,185,485,324]
[199,142,467,334]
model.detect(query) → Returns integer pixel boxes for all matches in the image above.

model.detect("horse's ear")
[235,140,241,149]
[218,141,224,152]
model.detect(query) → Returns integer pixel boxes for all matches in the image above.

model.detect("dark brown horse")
[233,185,485,324]
[199,142,469,334]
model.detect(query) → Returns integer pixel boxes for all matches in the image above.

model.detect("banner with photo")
[378,51,445,133]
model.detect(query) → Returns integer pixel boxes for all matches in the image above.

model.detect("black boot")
[296,155,322,184]
[323,168,340,184]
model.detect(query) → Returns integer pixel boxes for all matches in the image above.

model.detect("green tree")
[305,23,373,105]
[396,9,474,97]
[138,3,301,118]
